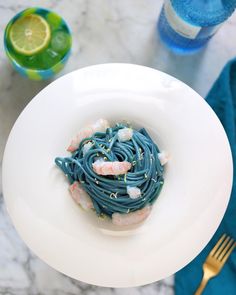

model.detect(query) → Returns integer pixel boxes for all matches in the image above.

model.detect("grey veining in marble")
[0,0,236,294]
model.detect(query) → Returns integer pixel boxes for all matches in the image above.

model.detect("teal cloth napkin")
[175,58,236,294]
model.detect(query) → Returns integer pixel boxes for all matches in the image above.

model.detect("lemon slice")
[10,14,51,55]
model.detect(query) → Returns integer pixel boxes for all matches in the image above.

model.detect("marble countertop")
[0,0,236,294]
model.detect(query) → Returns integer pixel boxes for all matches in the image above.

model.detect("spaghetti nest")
[55,124,164,217]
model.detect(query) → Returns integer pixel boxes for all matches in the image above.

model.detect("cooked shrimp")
[112,206,151,226]
[117,128,133,142]
[82,141,93,156]
[158,151,170,166]
[127,186,141,199]
[69,181,94,210]
[67,119,109,152]
[92,159,132,175]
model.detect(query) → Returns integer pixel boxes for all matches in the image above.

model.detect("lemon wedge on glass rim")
[9,14,51,56]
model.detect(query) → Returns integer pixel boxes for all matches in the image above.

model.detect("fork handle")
[194,276,209,295]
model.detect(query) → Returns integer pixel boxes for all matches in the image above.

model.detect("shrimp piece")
[112,206,151,226]
[117,128,133,142]
[127,186,141,199]
[69,181,94,210]
[92,159,131,175]
[158,151,170,166]
[67,119,109,152]
[82,141,93,156]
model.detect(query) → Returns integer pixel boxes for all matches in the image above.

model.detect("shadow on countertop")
[149,31,208,94]
[0,60,51,108]
[0,60,52,158]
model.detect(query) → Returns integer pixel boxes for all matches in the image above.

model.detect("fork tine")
[212,235,230,258]
[221,242,236,263]
[209,234,226,257]
[217,238,234,260]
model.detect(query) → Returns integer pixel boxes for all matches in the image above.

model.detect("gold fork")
[195,234,236,295]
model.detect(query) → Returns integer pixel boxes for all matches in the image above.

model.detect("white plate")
[2,64,233,287]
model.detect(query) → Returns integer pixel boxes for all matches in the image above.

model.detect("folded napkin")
[175,58,236,294]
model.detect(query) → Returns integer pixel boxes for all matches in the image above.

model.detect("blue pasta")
[55,123,164,217]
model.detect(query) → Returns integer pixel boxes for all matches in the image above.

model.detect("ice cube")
[23,55,41,69]
[51,31,70,54]
[40,48,61,69]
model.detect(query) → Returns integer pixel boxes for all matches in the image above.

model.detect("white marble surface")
[0,0,236,294]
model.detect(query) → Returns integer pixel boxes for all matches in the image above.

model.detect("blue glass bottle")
[158,0,236,54]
